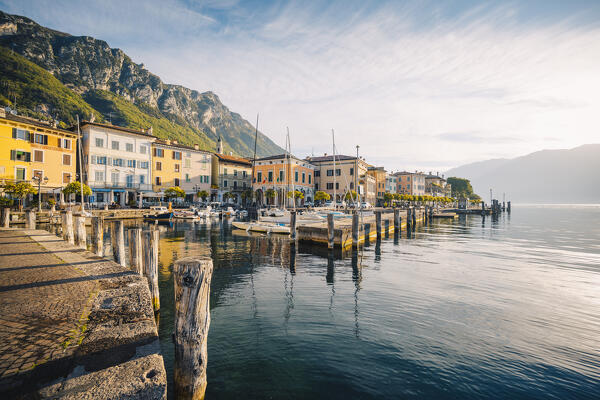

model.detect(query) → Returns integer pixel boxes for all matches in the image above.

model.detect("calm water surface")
[154,205,600,399]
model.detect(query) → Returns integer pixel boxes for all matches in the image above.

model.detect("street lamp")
[32,175,49,212]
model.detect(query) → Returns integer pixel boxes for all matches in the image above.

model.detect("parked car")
[360,202,372,209]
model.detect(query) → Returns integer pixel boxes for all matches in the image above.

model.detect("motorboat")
[144,206,173,221]
[232,221,290,235]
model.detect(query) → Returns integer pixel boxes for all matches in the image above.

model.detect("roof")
[78,121,155,138]
[425,174,446,181]
[0,112,76,136]
[153,139,210,153]
[214,153,252,166]
[306,154,358,162]
[393,171,426,176]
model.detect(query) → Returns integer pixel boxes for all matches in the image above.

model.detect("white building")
[80,121,155,206]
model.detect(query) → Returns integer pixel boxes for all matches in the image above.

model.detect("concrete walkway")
[0,228,166,399]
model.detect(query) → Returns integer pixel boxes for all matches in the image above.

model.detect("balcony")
[90,182,153,191]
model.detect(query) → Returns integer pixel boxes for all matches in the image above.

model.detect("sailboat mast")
[77,115,85,212]
[285,128,290,210]
[251,114,259,204]
[289,130,295,211]
[332,129,336,209]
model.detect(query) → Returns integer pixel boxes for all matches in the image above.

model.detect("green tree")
[344,190,358,202]
[315,191,331,202]
[62,181,92,196]
[287,190,304,199]
[164,186,185,199]
[196,190,209,201]
[447,177,478,199]
[3,182,37,211]
[383,192,394,203]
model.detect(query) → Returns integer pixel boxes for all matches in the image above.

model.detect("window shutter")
[30,132,35,142]
[12,128,16,138]
[153,148,156,156]
[91,155,97,164]
[44,135,48,145]
[26,152,31,162]
[10,150,15,160]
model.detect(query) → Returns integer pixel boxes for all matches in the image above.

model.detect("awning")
[93,188,125,193]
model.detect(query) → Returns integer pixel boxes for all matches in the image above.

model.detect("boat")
[144,206,173,221]
[232,221,290,234]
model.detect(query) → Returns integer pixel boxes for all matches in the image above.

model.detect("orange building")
[252,154,315,206]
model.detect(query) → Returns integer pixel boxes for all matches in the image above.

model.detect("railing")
[89,182,153,191]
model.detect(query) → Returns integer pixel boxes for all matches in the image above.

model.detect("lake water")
[154,205,600,399]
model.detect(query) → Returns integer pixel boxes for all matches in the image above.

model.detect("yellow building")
[0,109,78,203]
[151,139,183,194]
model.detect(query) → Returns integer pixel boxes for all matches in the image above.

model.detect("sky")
[2,0,600,172]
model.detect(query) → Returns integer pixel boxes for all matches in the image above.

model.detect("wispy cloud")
[3,0,600,171]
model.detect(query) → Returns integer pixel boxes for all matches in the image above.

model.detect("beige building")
[211,138,252,204]
[367,166,387,205]
[425,172,451,197]
[394,171,426,196]
[306,154,372,203]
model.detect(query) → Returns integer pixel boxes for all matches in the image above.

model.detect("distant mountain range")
[0,10,283,157]
[446,144,600,203]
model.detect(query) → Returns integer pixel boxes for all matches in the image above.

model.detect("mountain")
[0,10,283,157]
[446,144,600,203]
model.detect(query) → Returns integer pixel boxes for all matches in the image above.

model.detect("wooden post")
[91,216,104,257]
[507,201,511,212]
[406,208,411,233]
[74,216,86,249]
[375,211,382,240]
[412,207,416,230]
[26,210,36,229]
[144,229,160,311]
[173,257,213,400]
[2,208,9,228]
[352,211,359,248]
[327,213,334,249]
[384,218,390,238]
[290,210,297,241]
[61,210,74,245]
[111,220,126,267]
[128,227,143,274]
[393,208,400,233]
[429,206,433,220]
[364,223,371,243]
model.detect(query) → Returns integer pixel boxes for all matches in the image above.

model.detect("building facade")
[80,121,155,206]
[211,138,252,204]
[386,173,398,194]
[394,171,426,196]
[306,154,372,203]
[367,166,387,205]
[252,154,315,206]
[425,172,451,197]
[0,110,78,204]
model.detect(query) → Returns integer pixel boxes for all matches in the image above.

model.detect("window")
[154,148,164,157]
[279,170,284,182]
[185,173,190,182]
[233,169,238,176]
[268,171,273,182]
[96,138,104,147]
[407,184,411,189]
[257,172,262,182]
[336,182,339,189]
[174,164,180,172]
[204,175,210,183]
[233,181,238,188]
[12,128,29,141]
[172,151,182,160]
[186,152,191,158]
[243,171,247,178]
[34,134,48,144]
[185,158,191,168]
[350,182,354,189]
[224,168,228,175]
[127,159,136,168]
[223,180,228,187]
[63,154,71,165]
[15,167,26,181]
[336,169,341,176]
[33,150,44,162]
[126,174,134,188]
[156,161,162,171]
[315,170,320,177]
[407,176,411,181]
[140,145,147,154]
[327,169,334,176]
[326,183,334,190]
[63,172,72,184]
[111,172,119,185]
[302,172,305,183]
[95,171,104,182]
[97,156,107,165]
[126,143,134,152]
[315,183,319,190]
[308,174,312,184]
[155,176,161,186]
[61,139,71,149]
[112,158,123,167]
[295,170,298,182]
[350,168,354,176]
[111,140,119,150]
[140,161,149,169]
[11,150,31,161]
[139,175,146,184]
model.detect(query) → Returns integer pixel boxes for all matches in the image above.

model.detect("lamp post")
[32,175,49,212]
[355,145,359,205]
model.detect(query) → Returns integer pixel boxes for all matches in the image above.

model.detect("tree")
[287,190,304,199]
[265,189,277,205]
[447,177,479,199]
[197,190,209,201]
[164,186,185,200]
[383,192,394,203]
[344,190,358,202]
[315,191,331,202]
[62,181,92,196]
[3,182,37,211]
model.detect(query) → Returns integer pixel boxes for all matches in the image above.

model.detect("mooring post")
[406,208,411,233]
[129,227,143,274]
[26,210,36,229]
[91,216,104,257]
[144,229,160,311]
[327,213,334,249]
[173,257,213,400]
[290,210,297,241]
[429,206,433,221]
[412,207,416,231]
[74,216,86,249]
[375,211,382,240]
[507,201,511,212]
[384,218,390,238]
[111,220,126,267]
[393,208,400,233]
[352,211,359,248]
[2,208,9,228]
[364,222,371,243]
[61,210,74,244]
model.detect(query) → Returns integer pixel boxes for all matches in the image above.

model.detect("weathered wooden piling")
[173,257,213,400]
[412,207,416,230]
[507,201,511,212]
[327,213,334,249]
[2,208,9,228]
[352,211,359,248]
[61,210,74,245]
[26,210,36,229]
[375,211,382,240]
[110,220,126,267]
[406,208,411,233]
[393,208,400,232]
[144,229,160,312]
[429,206,433,221]
[91,216,104,257]
[128,227,143,274]
[290,210,297,241]
[74,216,86,249]
[384,219,390,238]
[364,223,371,243]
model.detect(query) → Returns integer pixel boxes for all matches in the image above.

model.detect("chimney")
[90,112,96,123]
[173,140,178,145]
[229,151,233,156]
[147,126,153,135]
[429,171,432,175]
[166,139,171,145]
[324,153,327,156]
[194,144,199,150]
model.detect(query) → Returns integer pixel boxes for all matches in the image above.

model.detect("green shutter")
[10,150,15,160]
[12,128,16,138]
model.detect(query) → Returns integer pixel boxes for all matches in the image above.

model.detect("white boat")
[232,221,290,234]
[222,206,236,217]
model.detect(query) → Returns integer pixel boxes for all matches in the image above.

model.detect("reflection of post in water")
[326,250,334,284]
[375,240,381,261]
[351,250,361,338]
[289,242,296,275]
[173,257,213,400]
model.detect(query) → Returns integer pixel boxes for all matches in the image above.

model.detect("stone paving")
[0,228,166,399]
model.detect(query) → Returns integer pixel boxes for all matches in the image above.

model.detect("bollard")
[406,208,411,234]
[290,210,297,241]
[2,208,9,228]
[26,210,36,229]
[144,229,160,311]
[375,211,382,240]
[384,219,390,238]
[507,201,511,212]
[74,216,86,249]
[173,257,213,400]
[429,206,433,221]
[129,227,143,274]
[352,211,359,248]
[111,220,126,267]
[364,223,371,243]
[61,210,74,245]
[412,207,416,231]
[91,216,104,257]
[393,208,400,233]
[327,213,334,249]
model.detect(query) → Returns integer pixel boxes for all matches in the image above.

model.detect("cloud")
[4,0,600,171]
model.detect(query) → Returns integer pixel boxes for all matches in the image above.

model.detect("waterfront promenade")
[0,228,166,399]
